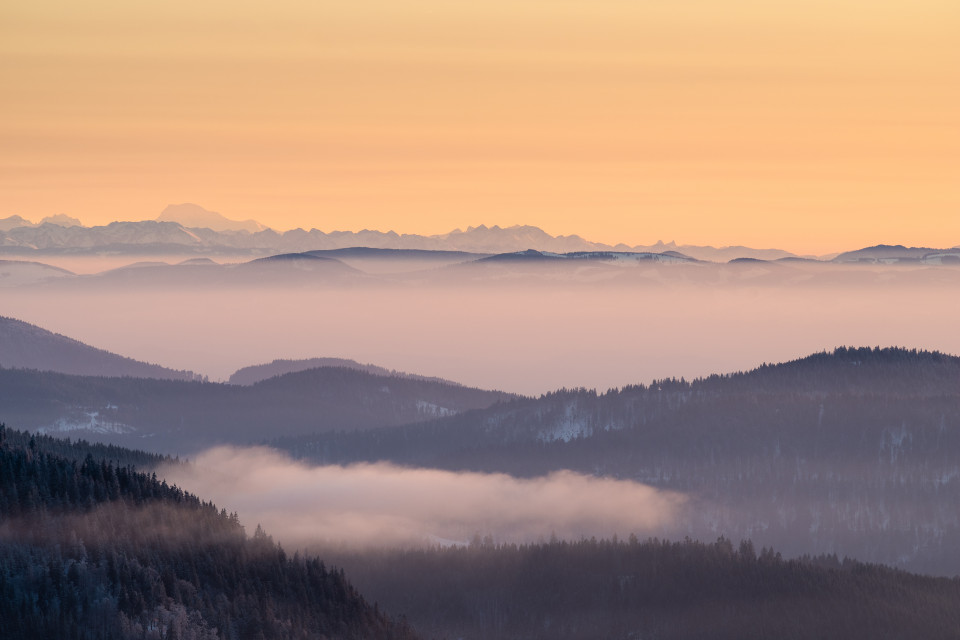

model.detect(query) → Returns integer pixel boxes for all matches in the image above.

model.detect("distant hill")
[274,347,960,575]
[0,259,74,287]
[301,248,485,273]
[0,427,417,640]
[0,316,202,381]
[477,249,697,264]
[50,252,365,289]
[306,247,481,260]
[0,365,515,453]
[833,244,960,264]
[157,202,267,233]
[230,357,457,386]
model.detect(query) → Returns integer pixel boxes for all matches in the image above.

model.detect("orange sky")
[2,0,958,254]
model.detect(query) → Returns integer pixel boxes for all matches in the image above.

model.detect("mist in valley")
[3,258,959,395]
[160,447,686,549]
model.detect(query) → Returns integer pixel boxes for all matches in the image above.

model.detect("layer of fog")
[3,268,960,395]
[160,447,686,548]
[11,252,473,276]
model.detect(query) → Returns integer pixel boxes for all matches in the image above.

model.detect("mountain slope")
[0,215,36,231]
[0,426,417,640]
[157,203,267,233]
[9,429,960,640]
[0,365,515,453]
[324,537,960,640]
[0,316,202,380]
[274,347,960,575]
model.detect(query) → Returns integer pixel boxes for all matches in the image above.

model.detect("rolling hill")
[0,365,514,453]
[273,347,960,575]
[0,316,202,380]
[229,357,457,386]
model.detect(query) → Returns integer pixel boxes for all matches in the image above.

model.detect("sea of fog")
[3,268,959,395]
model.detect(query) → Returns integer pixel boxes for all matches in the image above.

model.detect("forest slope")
[0,366,514,453]
[276,347,960,574]
[0,425,417,640]
[320,537,960,640]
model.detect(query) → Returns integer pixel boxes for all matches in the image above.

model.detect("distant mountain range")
[1,203,906,262]
[0,315,202,381]
[0,213,83,230]
[0,217,794,261]
[3,204,958,263]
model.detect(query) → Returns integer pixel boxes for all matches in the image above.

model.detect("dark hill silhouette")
[477,249,697,264]
[0,259,74,286]
[27,252,368,290]
[0,365,515,453]
[833,244,960,263]
[305,247,482,260]
[229,357,457,386]
[246,252,342,264]
[0,316,202,381]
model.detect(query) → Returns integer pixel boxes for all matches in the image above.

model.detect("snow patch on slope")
[35,408,134,435]
[416,400,456,417]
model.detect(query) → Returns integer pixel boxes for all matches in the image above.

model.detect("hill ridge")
[0,315,203,381]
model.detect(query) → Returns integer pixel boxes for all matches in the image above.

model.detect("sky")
[2,0,958,254]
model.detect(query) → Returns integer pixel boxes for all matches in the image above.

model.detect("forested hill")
[701,346,960,396]
[1,427,175,470]
[0,425,418,640]
[0,365,514,453]
[0,315,203,381]
[275,347,960,575]
[278,347,960,465]
[321,537,960,640]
